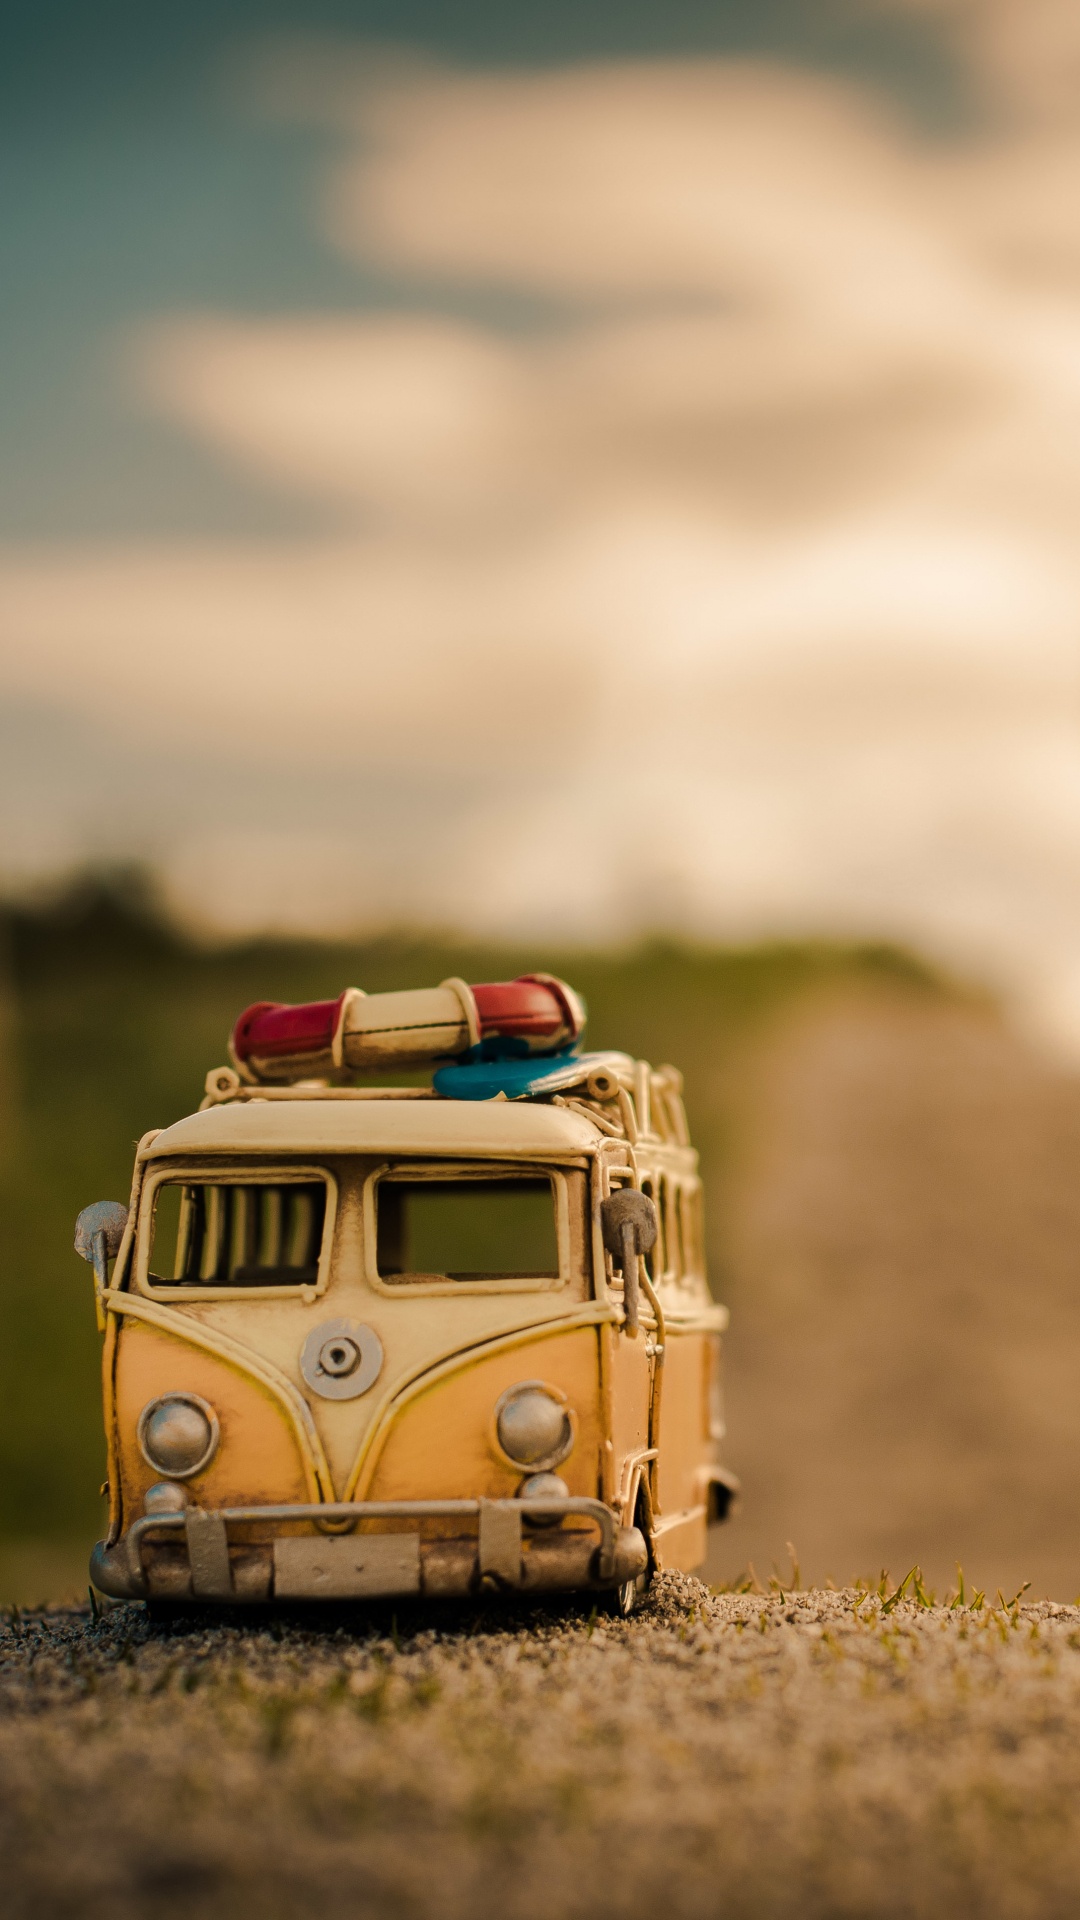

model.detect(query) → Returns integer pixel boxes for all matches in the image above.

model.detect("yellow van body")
[88,1058,734,1609]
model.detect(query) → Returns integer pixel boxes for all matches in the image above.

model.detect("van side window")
[680,1185,704,1280]
[149,1179,327,1288]
[640,1178,662,1281]
[376,1176,558,1285]
[663,1179,683,1281]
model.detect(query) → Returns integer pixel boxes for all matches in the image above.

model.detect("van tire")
[598,1488,654,1615]
[598,1570,650,1617]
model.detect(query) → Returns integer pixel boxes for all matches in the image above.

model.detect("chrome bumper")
[91,1497,648,1604]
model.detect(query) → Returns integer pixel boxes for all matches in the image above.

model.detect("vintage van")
[76,974,736,1612]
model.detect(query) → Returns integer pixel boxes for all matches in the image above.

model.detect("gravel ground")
[4,1572,1080,1920]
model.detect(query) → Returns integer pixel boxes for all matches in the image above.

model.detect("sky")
[4,2,1080,1050]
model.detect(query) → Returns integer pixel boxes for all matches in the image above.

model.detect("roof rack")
[200,1052,690,1149]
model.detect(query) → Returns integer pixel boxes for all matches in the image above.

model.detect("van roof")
[146,1095,603,1162]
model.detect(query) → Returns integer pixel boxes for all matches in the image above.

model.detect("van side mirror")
[74,1201,129,1292]
[600,1189,657,1339]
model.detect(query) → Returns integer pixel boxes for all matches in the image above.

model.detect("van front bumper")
[90,1497,648,1604]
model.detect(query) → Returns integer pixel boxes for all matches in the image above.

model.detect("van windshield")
[148,1178,327,1288]
[376,1175,558,1284]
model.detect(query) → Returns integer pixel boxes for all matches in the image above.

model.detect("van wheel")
[597,1570,650,1618]
[598,1487,655,1616]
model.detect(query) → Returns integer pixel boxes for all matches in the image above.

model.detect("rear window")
[147,1178,328,1290]
[375,1176,558,1285]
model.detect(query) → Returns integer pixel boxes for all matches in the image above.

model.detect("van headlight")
[494,1382,574,1471]
[137,1393,219,1480]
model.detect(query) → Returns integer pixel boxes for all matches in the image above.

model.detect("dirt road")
[4,1573,1080,1919]
[708,985,1080,1598]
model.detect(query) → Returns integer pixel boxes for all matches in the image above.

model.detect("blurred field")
[9,873,1080,1604]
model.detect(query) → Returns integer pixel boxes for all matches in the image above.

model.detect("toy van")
[76,974,736,1612]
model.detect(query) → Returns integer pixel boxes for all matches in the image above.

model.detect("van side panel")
[605,1323,652,1513]
[653,1328,714,1571]
[656,1330,714,1517]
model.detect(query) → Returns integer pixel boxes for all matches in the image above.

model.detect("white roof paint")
[146,1097,602,1161]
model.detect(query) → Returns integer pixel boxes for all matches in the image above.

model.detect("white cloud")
[6,13,1080,1048]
